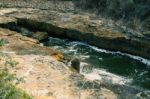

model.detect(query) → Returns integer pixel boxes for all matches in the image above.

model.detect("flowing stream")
[43,37,150,90]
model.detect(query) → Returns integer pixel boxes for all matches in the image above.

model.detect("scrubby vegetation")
[73,0,150,36]
[0,70,31,99]
[74,0,150,20]
[5,59,19,68]
[0,52,30,99]
[0,39,7,46]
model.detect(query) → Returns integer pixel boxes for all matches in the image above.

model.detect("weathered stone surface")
[32,31,48,41]
[0,8,149,59]
[0,27,119,99]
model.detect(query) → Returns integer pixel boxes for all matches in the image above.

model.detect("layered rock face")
[0,0,149,59]
[0,7,149,59]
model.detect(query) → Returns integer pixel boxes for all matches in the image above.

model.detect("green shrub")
[5,60,19,68]
[0,70,31,99]
[0,39,7,47]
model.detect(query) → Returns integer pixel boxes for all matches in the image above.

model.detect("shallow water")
[43,37,150,90]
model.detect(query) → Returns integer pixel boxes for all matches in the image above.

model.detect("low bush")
[0,39,7,47]
[0,70,31,99]
[5,60,19,68]
[74,0,150,20]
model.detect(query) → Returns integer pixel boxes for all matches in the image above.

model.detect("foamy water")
[80,62,132,85]
[45,37,150,89]
[69,41,150,66]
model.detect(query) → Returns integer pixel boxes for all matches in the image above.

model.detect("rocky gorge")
[0,0,150,99]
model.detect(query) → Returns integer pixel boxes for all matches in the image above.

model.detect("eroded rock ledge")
[1,8,149,99]
[0,8,150,59]
[0,27,121,99]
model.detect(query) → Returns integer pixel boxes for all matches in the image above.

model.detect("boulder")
[32,32,48,41]
[71,58,80,72]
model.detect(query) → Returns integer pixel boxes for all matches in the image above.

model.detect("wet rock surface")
[70,58,80,72]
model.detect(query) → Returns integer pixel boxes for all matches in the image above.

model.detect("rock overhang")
[0,8,150,59]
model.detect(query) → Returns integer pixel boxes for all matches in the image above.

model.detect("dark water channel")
[43,37,150,91]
